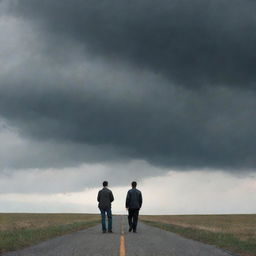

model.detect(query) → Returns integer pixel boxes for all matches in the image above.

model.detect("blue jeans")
[100,208,112,231]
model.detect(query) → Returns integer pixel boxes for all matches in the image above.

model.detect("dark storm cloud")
[8,0,256,87]
[1,0,256,172]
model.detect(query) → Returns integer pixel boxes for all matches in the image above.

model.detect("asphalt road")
[4,216,236,256]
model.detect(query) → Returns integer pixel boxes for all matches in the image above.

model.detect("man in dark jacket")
[126,181,143,233]
[97,181,114,233]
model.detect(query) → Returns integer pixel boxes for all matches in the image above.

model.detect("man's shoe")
[133,230,136,233]
[102,230,106,233]
[129,227,132,232]
[108,230,113,233]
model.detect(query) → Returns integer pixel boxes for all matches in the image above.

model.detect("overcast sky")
[1,0,256,214]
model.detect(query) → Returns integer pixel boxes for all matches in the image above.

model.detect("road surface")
[3,216,236,256]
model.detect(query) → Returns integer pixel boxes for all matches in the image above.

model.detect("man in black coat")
[126,181,143,233]
[97,181,114,233]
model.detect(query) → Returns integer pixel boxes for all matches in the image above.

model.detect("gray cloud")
[7,0,256,88]
[0,159,162,193]
[0,122,125,170]
[0,0,256,173]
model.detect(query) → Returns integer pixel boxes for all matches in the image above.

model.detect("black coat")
[126,188,143,209]
[97,187,114,210]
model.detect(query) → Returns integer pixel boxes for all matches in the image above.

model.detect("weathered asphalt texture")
[3,216,236,256]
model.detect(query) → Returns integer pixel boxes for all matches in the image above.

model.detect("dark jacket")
[126,188,142,209]
[97,187,114,210]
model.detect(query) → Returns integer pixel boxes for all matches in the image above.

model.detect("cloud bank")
[1,0,256,177]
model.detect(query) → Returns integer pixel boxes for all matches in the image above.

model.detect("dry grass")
[0,213,99,231]
[141,214,256,256]
[141,214,256,241]
[0,213,100,253]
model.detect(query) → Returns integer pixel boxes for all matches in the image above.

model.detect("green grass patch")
[142,220,256,256]
[0,220,99,254]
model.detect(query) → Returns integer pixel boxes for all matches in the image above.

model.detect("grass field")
[141,214,256,256]
[0,213,100,253]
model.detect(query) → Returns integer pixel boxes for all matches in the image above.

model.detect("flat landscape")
[141,214,256,256]
[0,213,100,254]
[2,215,234,256]
[1,213,256,256]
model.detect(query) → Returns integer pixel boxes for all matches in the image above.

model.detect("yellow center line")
[120,235,125,256]
[120,216,126,256]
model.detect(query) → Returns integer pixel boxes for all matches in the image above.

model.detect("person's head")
[131,181,137,188]
[103,181,108,187]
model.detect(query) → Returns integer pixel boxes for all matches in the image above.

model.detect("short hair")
[131,181,137,187]
[103,181,108,187]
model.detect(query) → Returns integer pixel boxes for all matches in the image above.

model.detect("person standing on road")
[97,181,114,233]
[126,181,143,233]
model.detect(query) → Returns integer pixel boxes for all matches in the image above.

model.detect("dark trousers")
[128,208,139,231]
